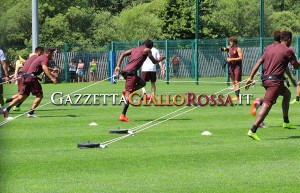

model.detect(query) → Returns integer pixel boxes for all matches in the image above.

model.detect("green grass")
[1,77,300,193]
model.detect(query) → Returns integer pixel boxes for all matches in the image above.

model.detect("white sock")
[142,88,146,94]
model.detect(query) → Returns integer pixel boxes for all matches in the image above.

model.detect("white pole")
[32,0,39,53]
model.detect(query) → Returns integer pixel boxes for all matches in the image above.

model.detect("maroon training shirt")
[229,46,242,66]
[123,45,148,72]
[262,42,297,77]
[26,55,49,75]
[22,55,39,73]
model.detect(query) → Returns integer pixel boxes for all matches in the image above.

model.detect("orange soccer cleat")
[119,114,130,122]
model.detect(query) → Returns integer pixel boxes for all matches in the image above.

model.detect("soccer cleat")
[2,108,9,118]
[27,114,38,118]
[232,96,239,101]
[13,106,21,111]
[247,130,261,141]
[251,100,259,116]
[119,114,130,122]
[290,99,300,104]
[259,122,267,128]
[283,122,296,129]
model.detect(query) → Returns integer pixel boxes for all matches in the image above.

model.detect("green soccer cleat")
[283,122,296,129]
[247,130,261,141]
[290,99,300,104]
[12,106,21,111]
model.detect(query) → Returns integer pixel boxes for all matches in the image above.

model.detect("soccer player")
[227,36,243,101]
[246,31,300,140]
[114,40,166,122]
[141,47,163,98]
[4,47,45,111]
[250,30,297,129]
[0,49,9,111]
[2,47,57,118]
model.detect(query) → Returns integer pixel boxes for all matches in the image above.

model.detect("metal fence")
[4,37,299,83]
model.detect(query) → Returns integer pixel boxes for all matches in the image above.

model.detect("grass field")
[1,77,300,193]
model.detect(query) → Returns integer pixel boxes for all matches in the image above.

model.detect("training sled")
[77,142,107,149]
[109,129,134,134]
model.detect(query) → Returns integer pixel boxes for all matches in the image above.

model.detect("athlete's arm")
[42,65,57,84]
[285,67,297,87]
[146,49,166,64]
[1,60,9,82]
[245,58,264,90]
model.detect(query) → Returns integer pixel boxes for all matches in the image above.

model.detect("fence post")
[63,43,69,82]
[110,41,115,84]
[225,38,230,86]
[165,40,169,84]
[194,39,199,85]
[296,36,299,90]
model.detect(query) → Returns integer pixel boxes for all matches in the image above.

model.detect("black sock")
[122,104,129,115]
[6,106,12,112]
[283,116,289,123]
[251,125,259,133]
[235,90,240,97]
[6,98,13,103]
[16,102,22,107]
[29,109,34,115]
[296,96,300,101]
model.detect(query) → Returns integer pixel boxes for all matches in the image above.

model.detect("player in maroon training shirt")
[2,48,57,118]
[3,47,45,111]
[114,40,166,122]
[246,31,300,140]
[227,36,243,101]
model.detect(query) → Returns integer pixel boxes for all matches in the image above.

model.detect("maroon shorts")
[125,75,145,92]
[19,77,43,96]
[229,64,242,82]
[263,80,288,106]
[141,71,156,83]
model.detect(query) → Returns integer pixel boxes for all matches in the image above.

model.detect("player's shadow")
[37,108,77,111]
[41,114,78,118]
[135,118,192,122]
[287,136,300,139]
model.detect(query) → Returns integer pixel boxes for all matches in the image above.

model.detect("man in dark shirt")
[2,47,57,118]
[114,40,166,122]
[246,31,300,140]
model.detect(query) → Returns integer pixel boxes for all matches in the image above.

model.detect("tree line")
[1,0,300,59]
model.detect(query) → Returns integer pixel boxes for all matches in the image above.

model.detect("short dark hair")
[45,47,56,54]
[273,30,282,42]
[229,36,238,44]
[35,46,44,53]
[142,40,153,49]
[280,31,292,42]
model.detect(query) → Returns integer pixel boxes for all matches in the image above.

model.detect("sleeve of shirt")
[287,48,297,65]
[41,56,49,67]
[0,50,6,61]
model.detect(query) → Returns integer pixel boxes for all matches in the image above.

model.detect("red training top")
[228,46,242,66]
[22,55,38,73]
[123,45,148,72]
[26,55,49,76]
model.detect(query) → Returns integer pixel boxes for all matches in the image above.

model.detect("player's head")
[35,46,44,56]
[142,40,153,49]
[229,36,238,46]
[280,31,293,47]
[44,47,56,59]
[273,30,282,42]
